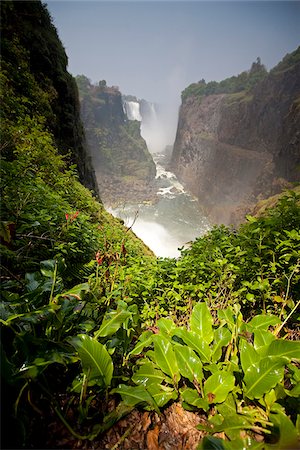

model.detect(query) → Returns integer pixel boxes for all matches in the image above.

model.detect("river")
[106,153,211,258]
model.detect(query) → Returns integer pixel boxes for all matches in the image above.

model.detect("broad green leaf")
[70,334,113,387]
[181,387,209,411]
[239,339,260,374]
[2,304,58,325]
[244,356,287,399]
[264,389,277,409]
[59,282,90,298]
[212,327,231,362]
[174,343,203,383]
[204,371,235,403]
[218,308,235,331]
[198,436,225,450]
[94,309,131,338]
[157,317,176,336]
[190,302,213,344]
[269,410,298,449]
[254,329,276,356]
[268,339,300,360]
[40,259,57,278]
[247,314,281,331]
[112,384,159,413]
[212,414,252,440]
[288,363,300,382]
[132,361,169,386]
[126,331,153,358]
[147,383,177,407]
[152,334,180,385]
[286,383,300,397]
[174,329,211,362]
[217,394,237,417]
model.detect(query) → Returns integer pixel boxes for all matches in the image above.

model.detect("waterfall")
[140,101,164,153]
[123,97,175,154]
[124,101,142,121]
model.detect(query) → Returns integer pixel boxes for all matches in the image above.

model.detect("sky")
[47,1,300,146]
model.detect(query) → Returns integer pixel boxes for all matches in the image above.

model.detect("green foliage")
[75,76,156,184]
[1,2,300,448]
[270,46,300,75]
[135,192,300,326]
[120,302,299,449]
[182,58,268,100]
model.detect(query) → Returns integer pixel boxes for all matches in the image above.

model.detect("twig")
[16,233,55,242]
[126,210,139,232]
[110,425,134,450]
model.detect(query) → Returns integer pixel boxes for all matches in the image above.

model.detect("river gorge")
[107,100,211,258]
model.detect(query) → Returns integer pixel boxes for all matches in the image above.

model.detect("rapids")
[107,153,211,258]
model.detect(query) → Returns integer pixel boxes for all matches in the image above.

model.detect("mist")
[47,1,299,117]
[140,101,179,154]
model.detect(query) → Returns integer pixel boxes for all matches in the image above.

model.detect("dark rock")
[170,47,300,225]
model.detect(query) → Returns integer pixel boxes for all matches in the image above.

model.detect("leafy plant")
[116,302,300,448]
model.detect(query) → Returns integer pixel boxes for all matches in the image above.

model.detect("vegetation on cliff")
[182,47,300,101]
[76,75,156,204]
[1,2,299,449]
[182,57,267,100]
[1,0,98,193]
[173,46,300,226]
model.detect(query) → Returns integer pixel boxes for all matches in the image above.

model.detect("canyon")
[170,49,300,225]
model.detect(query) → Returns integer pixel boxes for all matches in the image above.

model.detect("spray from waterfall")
[123,97,177,154]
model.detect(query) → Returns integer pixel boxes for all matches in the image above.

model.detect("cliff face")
[76,77,156,205]
[1,0,98,194]
[171,48,300,225]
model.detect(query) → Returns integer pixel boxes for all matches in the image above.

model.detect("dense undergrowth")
[1,2,300,448]
[1,166,300,448]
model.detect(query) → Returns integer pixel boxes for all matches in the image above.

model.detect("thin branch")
[126,210,139,232]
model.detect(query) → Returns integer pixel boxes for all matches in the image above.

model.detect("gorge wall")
[170,48,300,225]
[1,0,98,195]
[76,78,156,205]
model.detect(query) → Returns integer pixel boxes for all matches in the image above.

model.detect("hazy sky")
[47,1,299,104]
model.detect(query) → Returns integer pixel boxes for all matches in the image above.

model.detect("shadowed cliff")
[1,0,98,194]
[76,76,156,205]
[171,49,300,225]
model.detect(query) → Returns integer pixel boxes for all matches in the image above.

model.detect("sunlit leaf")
[239,339,260,374]
[268,339,300,360]
[181,387,209,411]
[112,384,159,413]
[152,334,180,385]
[132,361,169,386]
[157,317,177,336]
[174,343,203,383]
[147,383,177,407]
[244,356,287,399]
[204,371,235,403]
[190,302,214,344]
[70,334,113,387]
[126,331,153,358]
[212,327,231,362]
[248,314,281,331]
[174,328,211,362]
[254,329,276,356]
[57,282,90,299]
[94,309,131,338]
[269,410,298,449]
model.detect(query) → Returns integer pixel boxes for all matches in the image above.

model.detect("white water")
[117,99,211,257]
[107,154,211,258]
[124,101,142,121]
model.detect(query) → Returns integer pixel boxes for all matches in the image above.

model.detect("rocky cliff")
[1,0,98,194]
[76,77,156,205]
[170,48,300,225]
